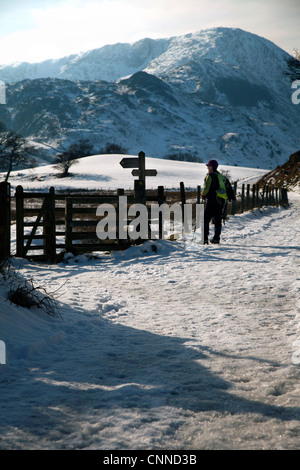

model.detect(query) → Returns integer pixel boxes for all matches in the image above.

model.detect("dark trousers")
[204,200,224,241]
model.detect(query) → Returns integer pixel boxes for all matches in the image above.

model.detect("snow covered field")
[0,157,299,450]
[4,153,269,192]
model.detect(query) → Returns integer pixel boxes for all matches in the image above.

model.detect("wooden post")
[246,184,250,211]
[65,198,73,253]
[275,188,279,206]
[252,184,256,209]
[280,188,289,207]
[158,185,164,239]
[15,185,24,258]
[180,182,187,237]
[117,188,125,243]
[133,151,146,204]
[43,187,56,262]
[180,181,186,224]
[256,185,259,208]
[265,186,269,206]
[231,182,237,215]
[241,184,245,213]
[261,186,265,207]
[197,186,201,204]
[271,187,275,206]
[138,151,146,182]
[134,179,145,204]
[0,182,11,259]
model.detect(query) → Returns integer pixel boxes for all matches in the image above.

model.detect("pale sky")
[0,0,299,65]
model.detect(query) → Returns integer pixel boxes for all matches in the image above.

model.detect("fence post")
[15,185,24,258]
[241,184,245,213]
[0,182,11,259]
[180,181,186,233]
[116,188,125,242]
[272,187,275,205]
[158,186,165,239]
[65,198,73,253]
[231,182,237,215]
[252,184,256,209]
[270,187,273,205]
[197,186,201,204]
[256,185,259,208]
[246,184,250,211]
[280,188,289,207]
[43,187,56,262]
[262,186,265,206]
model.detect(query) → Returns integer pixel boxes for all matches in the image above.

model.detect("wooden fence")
[180,181,288,216]
[0,180,289,262]
[226,182,289,215]
[13,185,166,262]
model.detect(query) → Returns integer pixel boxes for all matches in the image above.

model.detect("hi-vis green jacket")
[201,170,228,204]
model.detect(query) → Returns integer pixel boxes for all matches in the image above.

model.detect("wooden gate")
[14,185,167,262]
[15,186,58,262]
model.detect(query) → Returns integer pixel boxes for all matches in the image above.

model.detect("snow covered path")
[0,194,299,449]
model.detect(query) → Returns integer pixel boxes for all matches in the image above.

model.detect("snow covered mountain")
[0,28,294,86]
[0,27,299,169]
[0,37,170,83]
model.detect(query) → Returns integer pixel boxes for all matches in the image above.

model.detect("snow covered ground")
[0,158,299,450]
[4,153,269,192]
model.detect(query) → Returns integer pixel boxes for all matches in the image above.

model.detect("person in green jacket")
[201,159,235,244]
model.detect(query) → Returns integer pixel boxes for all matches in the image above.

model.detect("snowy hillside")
[0,27,299,170]
[2,153,269,192]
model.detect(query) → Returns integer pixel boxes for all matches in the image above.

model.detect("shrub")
[1,259,62,317]
[99,142,128,154]
[163,151,203,163]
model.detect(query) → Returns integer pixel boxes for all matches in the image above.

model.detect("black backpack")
[224,178,236,202]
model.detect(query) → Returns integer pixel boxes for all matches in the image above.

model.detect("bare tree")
[0,126,37,182]
[54,152,78,177]
[54,139,94,177]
